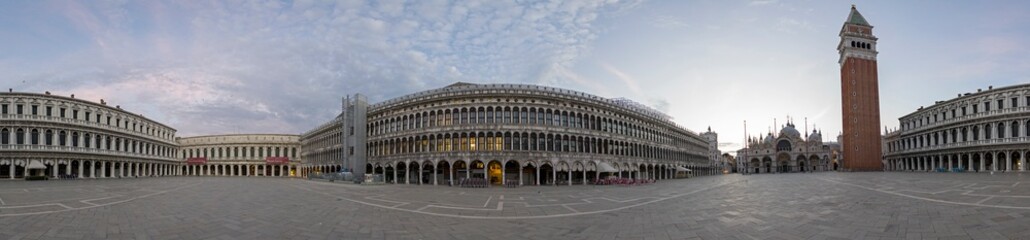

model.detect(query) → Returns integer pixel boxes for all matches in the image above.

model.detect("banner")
[266,157,289,165]
[186,157,207,165]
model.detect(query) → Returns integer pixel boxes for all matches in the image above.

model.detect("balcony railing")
[0,114,176,144]
[903,106,1030,134]
[0,144,177,162]
[886,136,1030,156]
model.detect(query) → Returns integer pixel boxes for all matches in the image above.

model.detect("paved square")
[2,173,1030,239]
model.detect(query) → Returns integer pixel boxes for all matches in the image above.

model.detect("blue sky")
[2,0,1029,153]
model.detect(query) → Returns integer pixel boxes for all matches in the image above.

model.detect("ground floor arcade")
[363,160,714,186]
[180,164,295,177]
[887,150,1030,172]
[0,159,178,179]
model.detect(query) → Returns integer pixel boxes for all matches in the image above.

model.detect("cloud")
[652,15,689,29]
[2,0,636,136]
[601,63,643,96]
[748,0,777,6]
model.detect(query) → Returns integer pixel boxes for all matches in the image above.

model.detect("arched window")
[45,130,53,145]
[501,132,511,150]
[520,107,528,124]
[477,107,486,124]
[998,122,1006,138]
[776,140,791,151]
[72,132,79,147]
[58,131,66,145]
[16,128,24,144]
[972,126,979,141]
[0,128,8,144]
[521,132,529,150]
[486,107,494,123]
[1013,121,1020,138]
[84,133,91,148]
[31,129,39,145]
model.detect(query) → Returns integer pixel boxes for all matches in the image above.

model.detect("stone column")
[947,155,953,171]
[980,153,986,172]
[992,152,998,171]
[1021,153,1027,172]
[90,161,96,178]
[1004,152,1011,172]
[535,166,540,186]
[582,169,587,185]
[65,162,71,178]
[420,165,425,185]
[518,166,523,186]
[100,161,106,178]
[567,169,572,186]
[394,164,398,184]
[10,162,15,179]
[551,165,556,186]
[77,160,83,178]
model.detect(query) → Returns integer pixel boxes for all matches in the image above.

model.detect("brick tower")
[838,5,883,171]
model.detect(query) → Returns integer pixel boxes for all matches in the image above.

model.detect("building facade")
[700,127,720,173]
[838,5,883,171]
[736,122,836,174]
[299,114,345,177]
[883,84,1030,172]
[176,134,301,177]
[3,82,718,186]
[0,92,180,179]
[323,82,712,186]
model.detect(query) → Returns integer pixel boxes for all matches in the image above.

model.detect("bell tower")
[838,5,883,171]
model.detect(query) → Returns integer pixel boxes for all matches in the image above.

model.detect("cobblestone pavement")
[2,172,1030,239]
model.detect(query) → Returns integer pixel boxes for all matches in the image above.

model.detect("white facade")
[177,134,300,177]
[883,84,1030,172]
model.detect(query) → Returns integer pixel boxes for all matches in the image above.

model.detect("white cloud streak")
[2,0,636,136]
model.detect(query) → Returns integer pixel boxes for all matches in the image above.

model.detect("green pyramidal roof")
[846,5,871,26]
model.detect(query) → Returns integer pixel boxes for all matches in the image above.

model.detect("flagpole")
[743,120,747,175]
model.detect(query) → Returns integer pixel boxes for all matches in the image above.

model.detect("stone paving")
[2,172,1030,239]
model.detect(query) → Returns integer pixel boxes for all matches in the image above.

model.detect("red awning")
[186,157,207,165]
[265,157,289,165]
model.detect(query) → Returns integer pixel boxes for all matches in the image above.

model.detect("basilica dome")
[779,123,801,139]
[808,130,822,142]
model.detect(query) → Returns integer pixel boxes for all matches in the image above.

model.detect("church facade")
[736,122,839,174]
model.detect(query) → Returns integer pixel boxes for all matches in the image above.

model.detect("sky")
[2,0,1029,154]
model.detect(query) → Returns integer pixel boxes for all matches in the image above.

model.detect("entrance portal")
[488,161,502,185]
